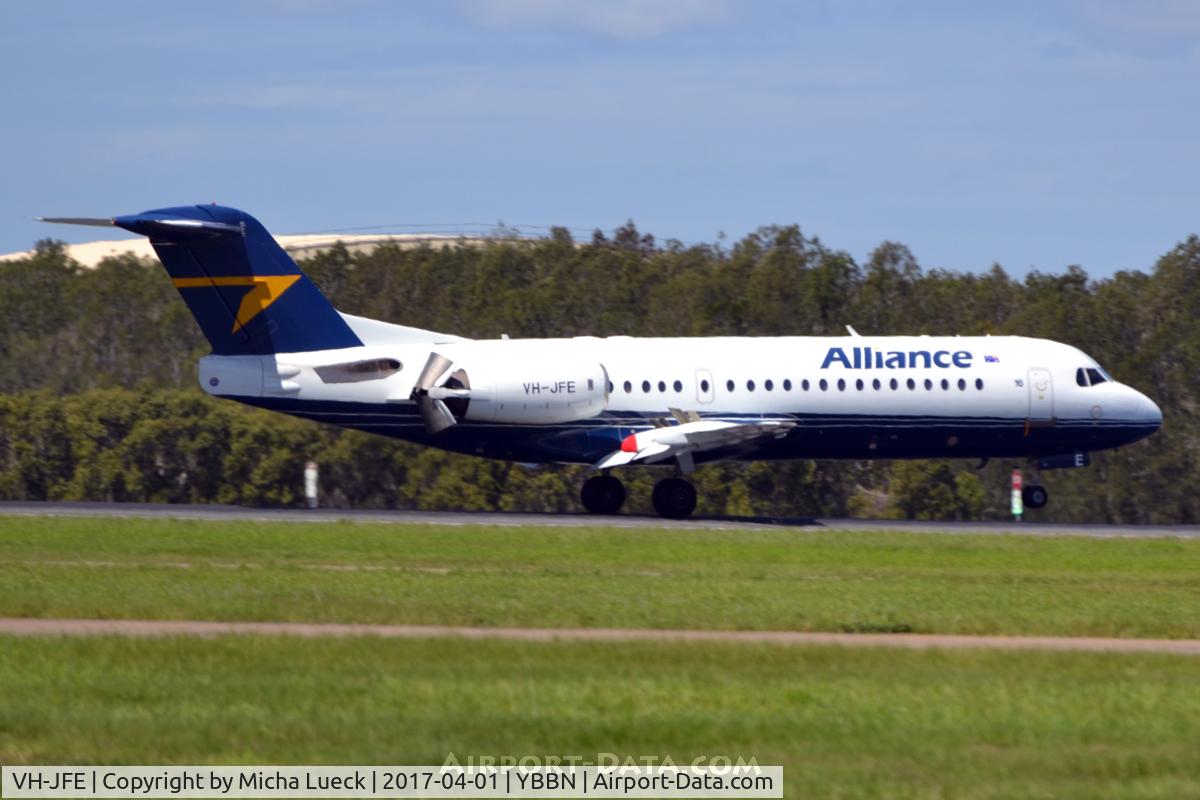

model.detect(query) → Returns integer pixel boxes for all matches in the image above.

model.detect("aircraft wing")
[595,418,795,470]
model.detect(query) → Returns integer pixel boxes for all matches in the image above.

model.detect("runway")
[0,617,1197,655]
[0,501,1197,538]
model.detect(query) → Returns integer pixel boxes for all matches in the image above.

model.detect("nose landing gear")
[1022,484,1048,509]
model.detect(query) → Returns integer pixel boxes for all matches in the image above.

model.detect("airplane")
[41,205,1163,519]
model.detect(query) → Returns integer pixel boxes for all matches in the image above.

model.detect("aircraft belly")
[228,396,1153,465]
[414,421,1149,463]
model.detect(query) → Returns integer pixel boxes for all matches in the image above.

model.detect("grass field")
[2,515,1199,799]
[0,515,1198,637]
[1,635,1198,799]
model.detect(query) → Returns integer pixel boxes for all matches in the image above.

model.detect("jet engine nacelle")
[411,348,609,431]
[462,358,609,424]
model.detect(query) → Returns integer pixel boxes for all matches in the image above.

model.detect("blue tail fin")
[113,205,362,355]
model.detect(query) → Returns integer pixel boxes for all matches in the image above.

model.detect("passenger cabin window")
[726,379,735,392]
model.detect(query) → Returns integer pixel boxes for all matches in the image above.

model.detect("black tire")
[1022,484,1048,510]
[651,477,697,520]
[580,475,626,515]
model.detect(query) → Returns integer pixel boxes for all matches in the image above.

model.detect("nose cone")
[1138,392,1163,429]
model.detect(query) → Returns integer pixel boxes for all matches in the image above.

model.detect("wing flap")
[594,418,794,470]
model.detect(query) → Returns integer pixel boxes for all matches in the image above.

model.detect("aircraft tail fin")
[46,205,363,355]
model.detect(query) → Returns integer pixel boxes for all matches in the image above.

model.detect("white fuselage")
[196,333,1162,467]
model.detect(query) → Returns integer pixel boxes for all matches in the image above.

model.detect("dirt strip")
[1,618,1198,655]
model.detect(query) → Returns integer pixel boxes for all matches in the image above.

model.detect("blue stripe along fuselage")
[234,396,1158,465]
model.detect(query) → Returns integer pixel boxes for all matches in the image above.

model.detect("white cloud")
[458,0,730,39]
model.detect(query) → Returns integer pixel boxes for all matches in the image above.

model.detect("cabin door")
[1027,368,1054,422]
[696,369,715,404]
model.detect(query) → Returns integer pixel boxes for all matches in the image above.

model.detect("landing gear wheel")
[1022,484,1048,510]
[580,475,626,515]
[652,478,697,520]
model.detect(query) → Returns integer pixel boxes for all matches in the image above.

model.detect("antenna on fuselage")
[845,325,862,337]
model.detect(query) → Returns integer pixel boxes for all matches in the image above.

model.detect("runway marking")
[1,617,1197,655]
[0,559,675,578]
[0,558,456,575]
[3,502,1199,538]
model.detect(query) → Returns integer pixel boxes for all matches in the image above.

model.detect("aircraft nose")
[1136,391,1163,429]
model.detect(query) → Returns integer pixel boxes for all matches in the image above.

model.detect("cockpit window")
[1076,366,1110,388]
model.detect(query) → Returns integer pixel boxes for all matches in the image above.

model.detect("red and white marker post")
[1011,468,1023,522]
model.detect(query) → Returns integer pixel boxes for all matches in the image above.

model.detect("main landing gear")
[580,474,698,519]
[580,474,626,515]
[651,477,697,520]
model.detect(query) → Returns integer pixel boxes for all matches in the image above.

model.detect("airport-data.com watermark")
[442,753,762,771]
[1,761,782,799]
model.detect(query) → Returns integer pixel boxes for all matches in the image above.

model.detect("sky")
[1,0,1197,277]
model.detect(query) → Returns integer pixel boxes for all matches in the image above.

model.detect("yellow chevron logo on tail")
[171,275,302,332]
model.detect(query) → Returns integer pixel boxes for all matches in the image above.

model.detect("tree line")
[0,223,1196,522]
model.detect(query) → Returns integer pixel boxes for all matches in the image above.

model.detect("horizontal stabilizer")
[112,214,244,237]
[43,204,364,356]
[37,216,115,227]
